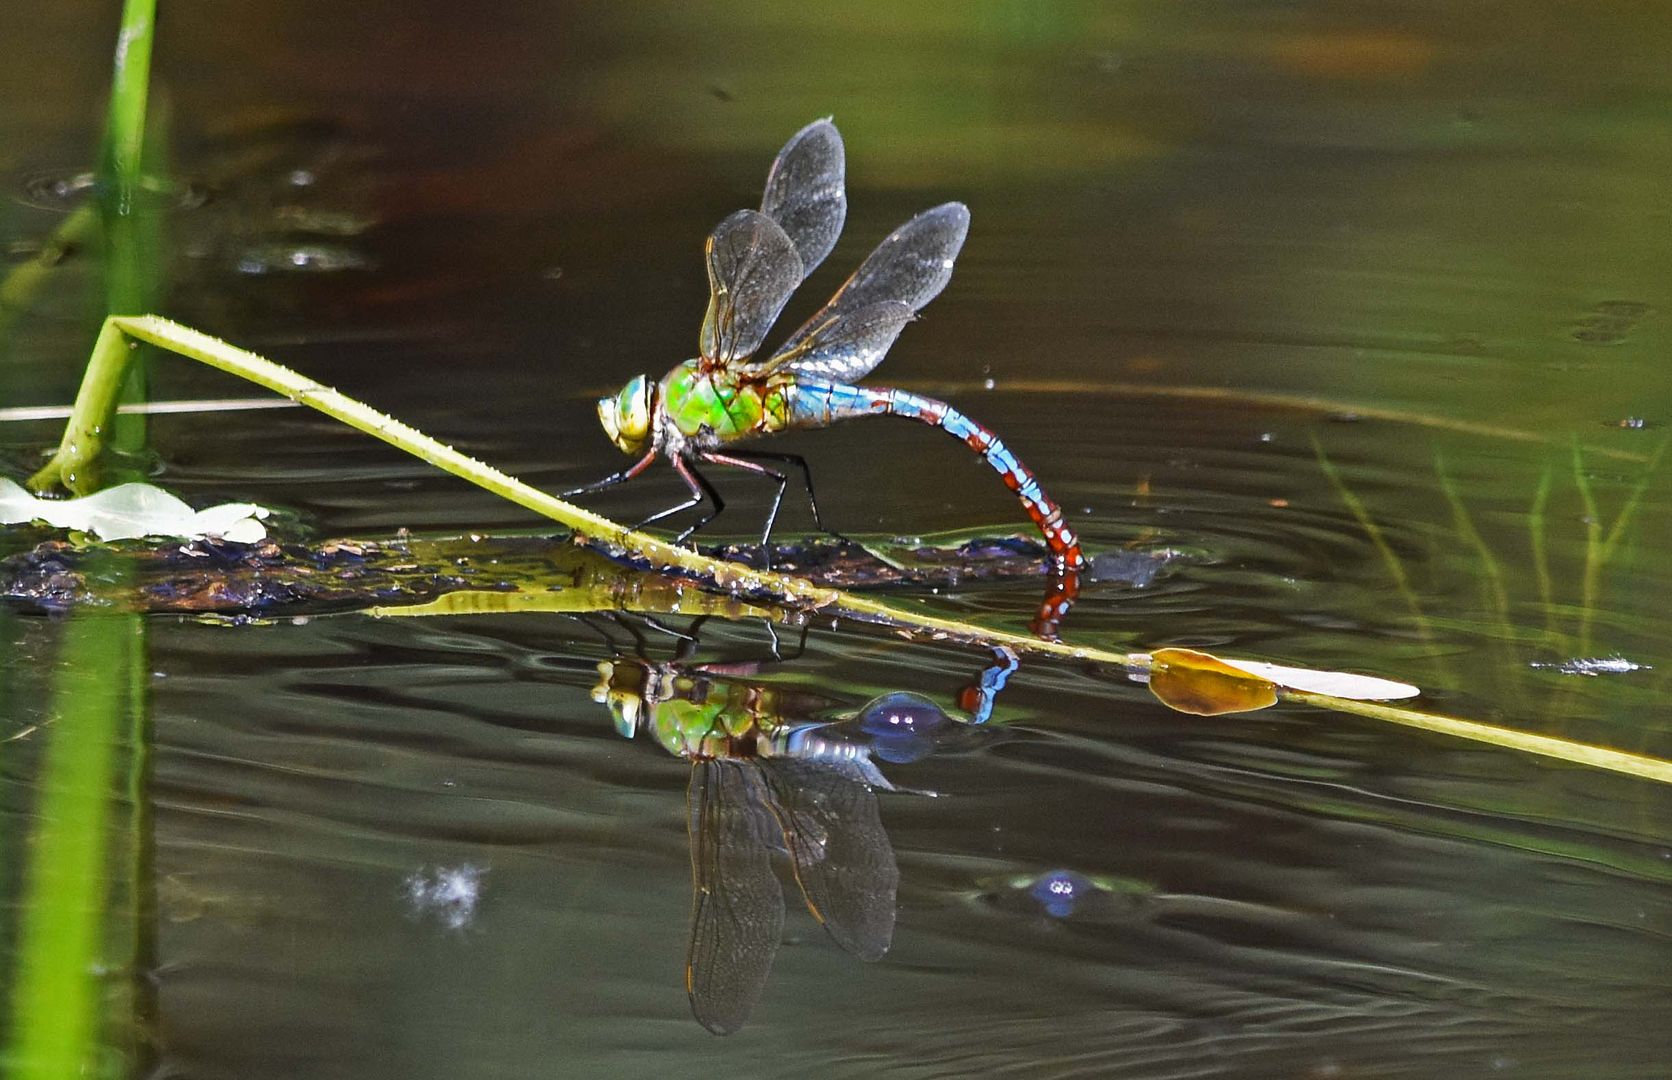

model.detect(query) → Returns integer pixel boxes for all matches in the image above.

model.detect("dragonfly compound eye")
[598,374,653,453]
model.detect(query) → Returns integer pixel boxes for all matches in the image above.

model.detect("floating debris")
[1529,655,1650,677]
[1,530,1099,616]
[0,478,269,543]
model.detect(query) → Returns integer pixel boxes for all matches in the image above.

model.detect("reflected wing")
[760,118,846,278]
[699,210,805,367]
[755,202,970,383]
[686,761,786,1035]
[763,757,898,962]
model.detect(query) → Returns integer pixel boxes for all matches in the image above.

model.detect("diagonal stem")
[25,315,1672,785]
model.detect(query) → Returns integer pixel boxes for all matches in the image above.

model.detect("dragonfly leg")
[720,449,850,543]
[634,454,724,544]
[561,449,660,498]
[698,451,787,568]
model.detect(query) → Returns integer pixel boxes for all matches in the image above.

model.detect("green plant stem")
[102,0,157,217]
[25,315,1672,785]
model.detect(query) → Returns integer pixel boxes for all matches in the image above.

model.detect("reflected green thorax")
[661,361,790,440]
[594,659,784,759]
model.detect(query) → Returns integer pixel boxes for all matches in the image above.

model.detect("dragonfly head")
[598,374,655,455]
[591,661,644,739]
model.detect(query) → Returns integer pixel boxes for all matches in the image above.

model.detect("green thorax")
[661,360,791,441]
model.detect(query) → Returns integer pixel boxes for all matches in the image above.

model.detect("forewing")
[686,761,786,1035]
[763,757,898,962]
[762,201,970,382]
[699,210,805,366]
[760,118,846,278]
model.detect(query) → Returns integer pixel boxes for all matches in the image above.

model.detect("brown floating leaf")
[1148,647,1280,716]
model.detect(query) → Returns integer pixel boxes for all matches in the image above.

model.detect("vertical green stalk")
[5,613,131,1080]
[101,0,157,218]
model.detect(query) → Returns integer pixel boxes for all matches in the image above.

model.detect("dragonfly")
[591,617,1014,1033]
[567,119,1084,632]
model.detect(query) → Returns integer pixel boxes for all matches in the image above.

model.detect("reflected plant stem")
[1572,436,1666,661]
[121,618,157,1074]
[1310,433,1449,681]
[1597,436,1666,564]
[1433,450,1512,642]
[0,206,98,342]
[25,316,1672,785]
[5,613,130,1080]
[1570,441,1603,658]
[1526,462,1564,655]
[913,379,1655,465]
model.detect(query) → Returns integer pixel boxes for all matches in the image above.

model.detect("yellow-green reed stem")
[1280,689,1672,784]
[5,614,129,1080]
[26,315,1672,786]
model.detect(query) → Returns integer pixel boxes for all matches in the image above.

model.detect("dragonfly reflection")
[591,620,1012,1033]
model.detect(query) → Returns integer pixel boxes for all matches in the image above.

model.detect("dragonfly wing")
[699,209,805,367]
[760,118,846,278]
[761,201,970,383]
[763,756,898,962]
[759,300,916,383]
[686,760,786,1035]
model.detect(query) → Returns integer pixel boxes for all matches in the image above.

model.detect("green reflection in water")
[3,612,135,1079]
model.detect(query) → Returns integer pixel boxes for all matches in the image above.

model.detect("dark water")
[2,3,1669,1077]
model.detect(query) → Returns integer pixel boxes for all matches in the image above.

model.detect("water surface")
[2,3,1668,1077]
